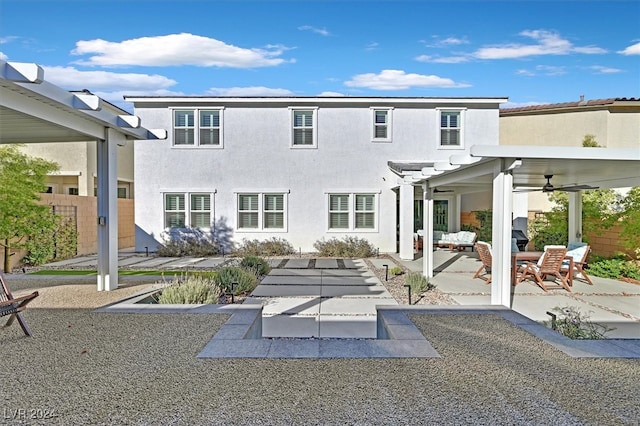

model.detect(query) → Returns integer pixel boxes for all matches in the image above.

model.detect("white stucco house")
[126,96,507,259]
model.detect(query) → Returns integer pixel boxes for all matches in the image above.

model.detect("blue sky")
[1,0,639,112]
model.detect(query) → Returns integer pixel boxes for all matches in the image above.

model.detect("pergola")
[396,145,640,307]
[0,61,166,291]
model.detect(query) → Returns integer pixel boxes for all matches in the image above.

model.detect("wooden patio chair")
[516,247,571,292]
[473,241,492,284]
[1,272,39,336]
[561,243,593,286]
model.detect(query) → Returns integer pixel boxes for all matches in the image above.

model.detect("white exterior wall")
[132,98,502,253]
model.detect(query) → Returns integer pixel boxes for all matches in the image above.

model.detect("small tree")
[0,146,59,271]
[582,134,600,147]
[618,187,640,254]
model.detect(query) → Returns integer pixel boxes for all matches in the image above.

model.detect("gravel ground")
[1,276,639,425]
[364,257,457,305]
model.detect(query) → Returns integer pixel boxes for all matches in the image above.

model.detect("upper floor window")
[237,192,287,231]
[327,192,378,231]
[371,108,393,142]
[290,108,317,148]
[173,108,223,148]
[438,109,465,149]
[164,192,212,228]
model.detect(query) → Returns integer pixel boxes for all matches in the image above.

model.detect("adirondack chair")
[1,273,39,336]
[561,242,593,285]
[473,241,492,284]
[516,247,571,292]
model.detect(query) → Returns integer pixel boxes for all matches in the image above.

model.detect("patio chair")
[473,241,492,284]
[561,242,593,285]
[0,272,39,336]
[516,246,571,292]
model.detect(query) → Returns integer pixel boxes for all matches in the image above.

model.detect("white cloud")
[515,65,566,77]
[415,54,470,64]
[0,36,20,45]
[205,86,295,96]
[618,41,640,55]
[71,33,292,68]
[298,26,331,36]
[365,42,379,51]
[0,52,7,61]
[43,66,177,91]
[317,91,345,97]
[421,36,469,48]
[589,65,622,74]
[344,69,470,90]
[474,30,606,59]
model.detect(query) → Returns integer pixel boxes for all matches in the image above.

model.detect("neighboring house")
[17,94,135,199]
[126,96,506,257]
[500,97,640,255]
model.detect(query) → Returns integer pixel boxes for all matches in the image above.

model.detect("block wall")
[5,195,135,271]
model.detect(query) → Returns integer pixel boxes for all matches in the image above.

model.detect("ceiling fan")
[516,175,599,193]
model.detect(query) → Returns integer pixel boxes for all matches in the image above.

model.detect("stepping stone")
[161,258,206,268]
[119,256,151,267]
[261,275,321,285]
[251,285,321,297]
[129,257,177,268]
[284,259,310,268]
[195,258,227,268]
[315,259,339,269]
[321,285,393,298]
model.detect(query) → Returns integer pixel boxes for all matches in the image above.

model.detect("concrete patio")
[394,248,640,339]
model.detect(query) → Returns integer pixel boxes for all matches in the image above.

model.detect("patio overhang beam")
[1,61,167,143]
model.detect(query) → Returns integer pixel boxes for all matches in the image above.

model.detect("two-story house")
[126,96,506,258]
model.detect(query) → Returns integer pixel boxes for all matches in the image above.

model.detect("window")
[117,187,128,199]
[165,194,186,228]
[238,194,259,229]
[164,192,212,228]
[327,193,378,231]
[190,193,211,227]
[173,108,223,147]
[371,108,393,142]
[329,194,349,229]
[290,108,317,148]
[67,187,79,196]
[200,110,220,145]
[237,192,287,230]
[263,194,284,229]
[355,194,375,229]
[439,109,464,148]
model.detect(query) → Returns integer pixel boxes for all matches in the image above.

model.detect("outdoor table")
[512,251,543,285]
[512,251,574,287]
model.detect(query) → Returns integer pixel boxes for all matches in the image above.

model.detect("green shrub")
[240,256,271,277]
[545,306,613,339]
[234,238,296,257]
[214,266,258,295]
[405,272,433,295]
[313,236,376,257]
[389,266,403,275]
[158,275,221,304]
[157,229,220,257]
[587,258,640,280]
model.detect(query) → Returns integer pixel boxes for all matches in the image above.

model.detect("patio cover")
[0,61,166,291]
[405,145,640,307]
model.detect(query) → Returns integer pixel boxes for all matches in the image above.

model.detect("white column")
[490,160,513,307]
[422,184,435,279]
[399,183,415,260]
[568,192,583,245]
[96,128,122,291]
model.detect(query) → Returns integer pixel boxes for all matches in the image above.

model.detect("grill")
[512,230,529,251]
